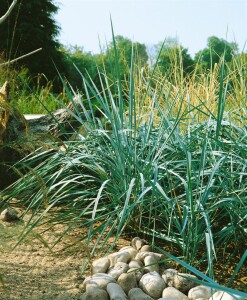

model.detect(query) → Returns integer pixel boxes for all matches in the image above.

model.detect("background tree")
[102,35,149,82]
[109,35,148,66]
[194,36,238,69]
[0,0,64,88]
[61,45,98,90]
[154,37,194,78]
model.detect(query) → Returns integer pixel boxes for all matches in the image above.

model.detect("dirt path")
[0,214,132,300]
[1,215,246,300]
[0,222,86,300]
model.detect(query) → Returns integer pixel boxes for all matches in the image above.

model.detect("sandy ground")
[0,214,246,300]
[0,222,86,300]
[0,213,133,300]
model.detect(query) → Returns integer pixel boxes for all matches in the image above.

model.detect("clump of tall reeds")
[1,30,246,297]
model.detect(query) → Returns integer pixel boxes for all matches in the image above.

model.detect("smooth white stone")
[83,273,116,290]
[119,246,138,259]
[144,255,159,273]
[139,271,166,298]
[140,245,152,252]
[135,251,164,262]
[92,256,110,274]
[108,251,131,267]
[188,285,215,299]
[162,287,189,300]
[129,259,143,269]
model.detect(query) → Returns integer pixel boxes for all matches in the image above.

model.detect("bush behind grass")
[0,56,69,115]
[13,74,69,114]
[1,32,247,296]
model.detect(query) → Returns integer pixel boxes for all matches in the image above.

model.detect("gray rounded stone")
[131,237,148,250]
[144,255,159,273]
[0,207,19,222]
[82,273,116,290]
[127,268,144,282]
[128,288,154,300]
[82,286,109,300]
[117,272,137,294]
[107,282,128,300]
[173,273,197,293]
[107,262,129,280]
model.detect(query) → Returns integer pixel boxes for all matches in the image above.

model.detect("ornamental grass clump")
[1,29,246,284]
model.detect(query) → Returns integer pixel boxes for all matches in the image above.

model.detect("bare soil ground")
[1,222,85,300]
[0,213,246,300]
[0,215,132,300]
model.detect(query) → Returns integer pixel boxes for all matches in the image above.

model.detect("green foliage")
[0,0,64,87]
[195,36,238,69]
[0,54,21,99]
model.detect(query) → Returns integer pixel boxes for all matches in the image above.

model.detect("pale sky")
[55,0,247,57]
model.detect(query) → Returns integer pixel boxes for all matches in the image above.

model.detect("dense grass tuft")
[1,32,246,295]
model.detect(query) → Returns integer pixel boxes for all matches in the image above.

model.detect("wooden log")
[0,81,11,144]
[0,83,83,188]
[4,94,84,144]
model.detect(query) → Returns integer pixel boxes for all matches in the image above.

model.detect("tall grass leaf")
[200,155,226,205]
[88,180,110,240]
[129,42,135,131]
[117,178,136,230]
[205,232,214,278]
[216,57,227,146]
[110,16,124,121]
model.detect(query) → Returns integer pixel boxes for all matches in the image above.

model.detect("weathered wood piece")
[0,82,83,188]
[0,81,11,144]
[3,92,83,144]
